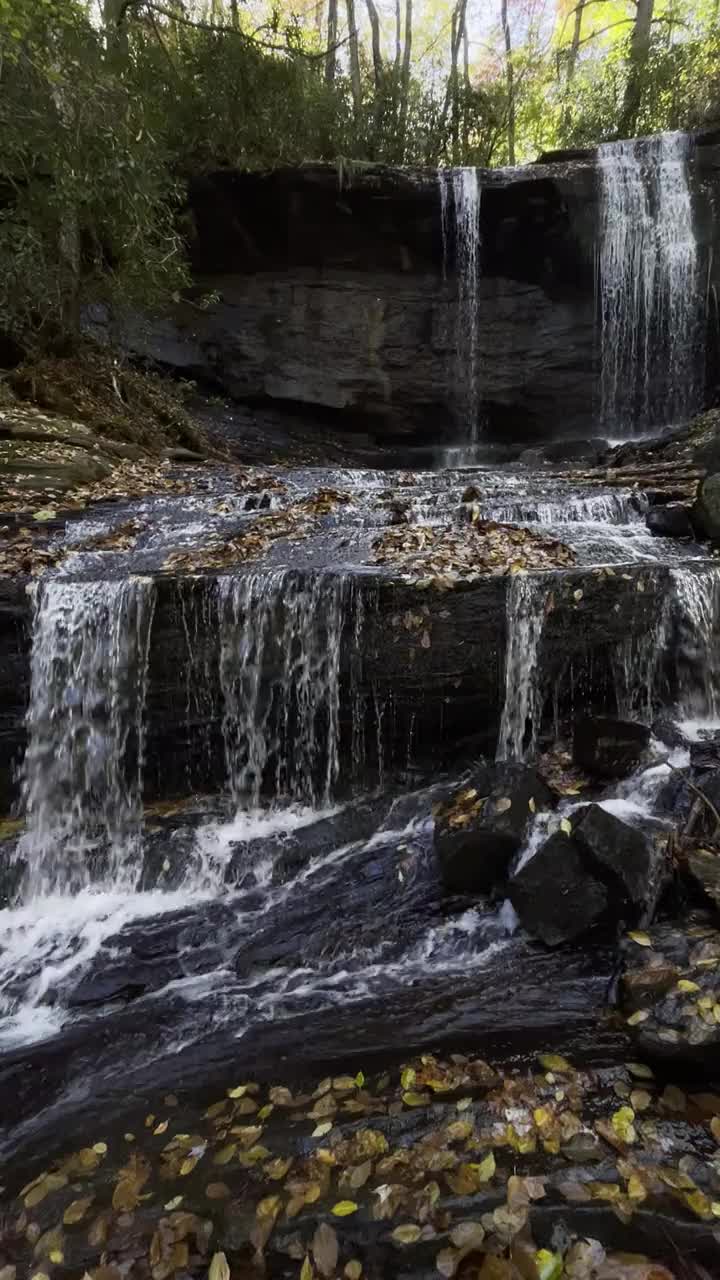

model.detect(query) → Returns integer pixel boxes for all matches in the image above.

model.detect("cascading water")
[598,132,703,434]
[439,167,482,458]
[496,574,549,762]
[671,565,720,722]
[18,577,156,897]
[218,569,360,809]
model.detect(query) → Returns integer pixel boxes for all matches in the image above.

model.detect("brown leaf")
[312,1222,339,1278]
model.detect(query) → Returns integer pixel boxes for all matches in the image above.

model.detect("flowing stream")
[439,167,482,459]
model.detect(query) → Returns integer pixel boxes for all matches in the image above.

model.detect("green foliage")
[0,0,187,350]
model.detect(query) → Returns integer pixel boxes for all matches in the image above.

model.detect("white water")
[439,168,482,455]
[598,132,702,434]
[497,574,549,762]
[672,565,720,719]
[18,577,156,898]
[218,569,355,808]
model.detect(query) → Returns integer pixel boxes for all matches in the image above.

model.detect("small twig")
[668,761,720,835]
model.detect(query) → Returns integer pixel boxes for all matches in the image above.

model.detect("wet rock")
[508,831,608,945]
[692,472,720,540]
[645,503,694,538]
[690,733,720,773]
[651,717,689,750]
[520,438,608,468]
[572,803,665,913]
[0,847,23,908]
[685,847,720,909]
[225,798,391,886]
[435,765,554,895]
[620,918,720,1064]
[572,716,651,780]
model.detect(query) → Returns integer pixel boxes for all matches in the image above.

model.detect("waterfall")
[496,574,549,762]
[439,168,481,452]
[218,570,361,808]
[18,578,156,897]
[598,132,703,435]
[671,566,720,721]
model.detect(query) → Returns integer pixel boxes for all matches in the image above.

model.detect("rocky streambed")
[2,408,720,1278]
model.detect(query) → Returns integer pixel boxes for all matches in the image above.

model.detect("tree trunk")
[229,0,240,29]
[440,0,468,161]
[325,0,338,84]
[398,0,412,154]
[346,0,362,116]
[619,0,655,137]
[462,14,470,157]
[365,0,384,91]
[394,0,402,84]
[102,0,129,56]
[567,0,586,82]
[500,0,515,164]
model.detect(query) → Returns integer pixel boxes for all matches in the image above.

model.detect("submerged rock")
[572,716,651,779]
[645,502,694,538]
[509,831,609,945]
[435,765,554,895]
[620,918,720,1064]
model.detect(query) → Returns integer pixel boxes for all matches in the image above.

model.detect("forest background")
[1,0,719,354]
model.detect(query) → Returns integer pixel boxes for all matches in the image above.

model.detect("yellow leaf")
[677,979,700,993]
[475,1152,496,1181]
[63,1196,94,1225]
[538,1054,572,1074]
[627,1010,649,1025]
[313,1121,333,1138]
[611,1106,637,1144]
[301,1257,314,1280]
[559,819,572,836]
[392,1224,422,1245]
[209,1253,231,1280]
[627,931,653,947]
[495,797,512,814]
[92,1142,107,1155]
[153,1121,168,1135]
[213,1143,237,1165]
[164,1196,183,1210]
[402,1091,430,1107]
[355,1072,365,1087]
[400,1067,416,1089]
[179,1155,199,1176]
[331,1201,358,1217]
[627,1173,647,1201]
[528,797,536,813]
[227,1085,248,1098]
[345,1262,363,1279]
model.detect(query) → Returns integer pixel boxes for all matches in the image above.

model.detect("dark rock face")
[114,144,720,445]
[509,831,609,946]
[435,764,553,894]
[692,472,720,539]
[572,803,664,911]
[572,716,651,779]
[646,503,694,539]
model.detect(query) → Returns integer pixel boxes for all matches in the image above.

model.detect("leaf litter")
[3,1048,719,1279]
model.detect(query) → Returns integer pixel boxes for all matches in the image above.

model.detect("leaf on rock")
[208,1253,231,1280]
[536,1250,564,1280]
[494,797,512,814]
[538,1054,573,1074]
[627,932,653,948]
[392,1223,422,1245]
[312,1222,339,1277]
[332,1201,359,1217]
[436,1248,459,1278]
[402,1091,431,1107]
[63,1196,94,1225]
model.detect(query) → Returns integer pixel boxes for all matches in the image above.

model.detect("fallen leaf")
[628,931,653,948]
[209,1253,231,1280]
[393,1224,422,1245]
[313,1222,339,1277]
[332,1201,358,1217]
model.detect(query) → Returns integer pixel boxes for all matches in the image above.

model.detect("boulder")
[692,473,720,540]
[508,831,608,945]
[572,716,650,779]
[572,803,665,912]
[435,764,554,895]
[645,503,694,539]
[651,717,690,750]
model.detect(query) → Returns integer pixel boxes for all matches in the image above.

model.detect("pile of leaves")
[5,347,208,455]
[372,520,575,587]
[163,491,352,574]
[0,457,193,519]
[4,1048,720,1279]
